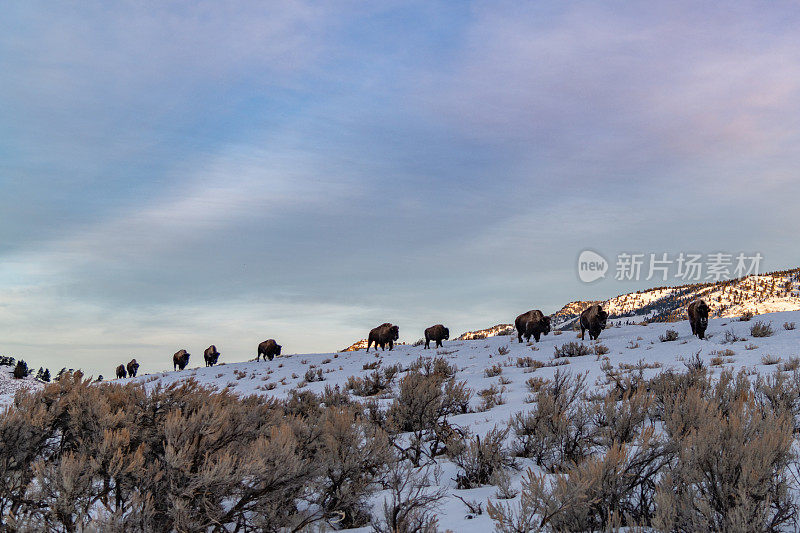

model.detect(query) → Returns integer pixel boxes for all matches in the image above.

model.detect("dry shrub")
[510,370,593,469]
[761,354,782,366]
[593,344,610,356]
[313,406,393,528]
[525,376,549,394]
[304,367,324,382]
[407,356,456,380]
[784,322,796,331]
[497,345,510,356]
[490,428,668,532]
[491,468,519,499]
[751,321,775,338]
[450,427,513,489]
[554,342,592,358]
[371,461,444,533]
[516,356,543,370]
[478,384,506,411]
[387,369,471,466]
[485,364,503,378]
[754,371,800,433]
[740,311,754,321]
[0,373,400,532]
[346,368,395,397]
[659,330,679,342]
[779,357,800,372]
[593,387,654,448]
[655,388,795,532]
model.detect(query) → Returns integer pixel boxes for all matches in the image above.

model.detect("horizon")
[3,1,800,376]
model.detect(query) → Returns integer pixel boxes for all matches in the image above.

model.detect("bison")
[173,349,190,371]
[515,310,551,343]
[580,304,608,341]
[424,324,449,349]
[115,364,127,379]
[204,345,221,367]
[367,323,399,352]
[687,299,710,339]
[257,339,281,361]
[126,358,139,378]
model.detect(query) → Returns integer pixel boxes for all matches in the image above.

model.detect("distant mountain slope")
[553,268,800,329]
[340,269,800,348]
[456,324,514,340]
[341,339,408,352]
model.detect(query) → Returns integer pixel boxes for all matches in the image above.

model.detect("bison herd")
[113,299,714,379]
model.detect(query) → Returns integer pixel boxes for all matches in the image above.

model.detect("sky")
[2,1,800,376]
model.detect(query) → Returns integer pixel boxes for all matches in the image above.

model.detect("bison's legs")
[436,340,443,348]
[533,332,541,342]
[580,325,585,340]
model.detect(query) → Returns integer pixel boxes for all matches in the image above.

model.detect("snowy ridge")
[122,310,800,532]
[553,268,800,329]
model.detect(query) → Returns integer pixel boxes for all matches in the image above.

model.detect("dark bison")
[515,310,551,343]
[173,349,190,371]
[687,299,710,339]
[257,339,281,361]
[115,364,127,379]
[204,345,221,367]
[424,324,449,349]
[126,358,139,378]
[367,323,399,352]
[580,304,608,341]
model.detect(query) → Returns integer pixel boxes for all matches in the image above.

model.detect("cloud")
[418,1,800,182]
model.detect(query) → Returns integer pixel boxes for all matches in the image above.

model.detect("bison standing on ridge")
[257,339,281,361]
[424,324,449,349]
[126,359,139,378]
[204,345,221,367]
[116,364,127,379]
[687,299,710,339]
[173,349,190,371]
[580,304,608,341]
[367,323,399,352]
[515,310,551,343]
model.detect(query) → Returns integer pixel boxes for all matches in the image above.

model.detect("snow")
[0,367,44,408]
[119,309,800,532]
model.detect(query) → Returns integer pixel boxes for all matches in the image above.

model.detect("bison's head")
[276,344,282,356]
[697,301,709,326]
[542,316,552,335]
[443,327,450,340]
[598,310,608,329]
[389,325,399,340]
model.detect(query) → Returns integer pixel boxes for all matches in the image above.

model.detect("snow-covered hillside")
[0,365,44,407]
[124,310,800,532]
[553,268,800,329]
